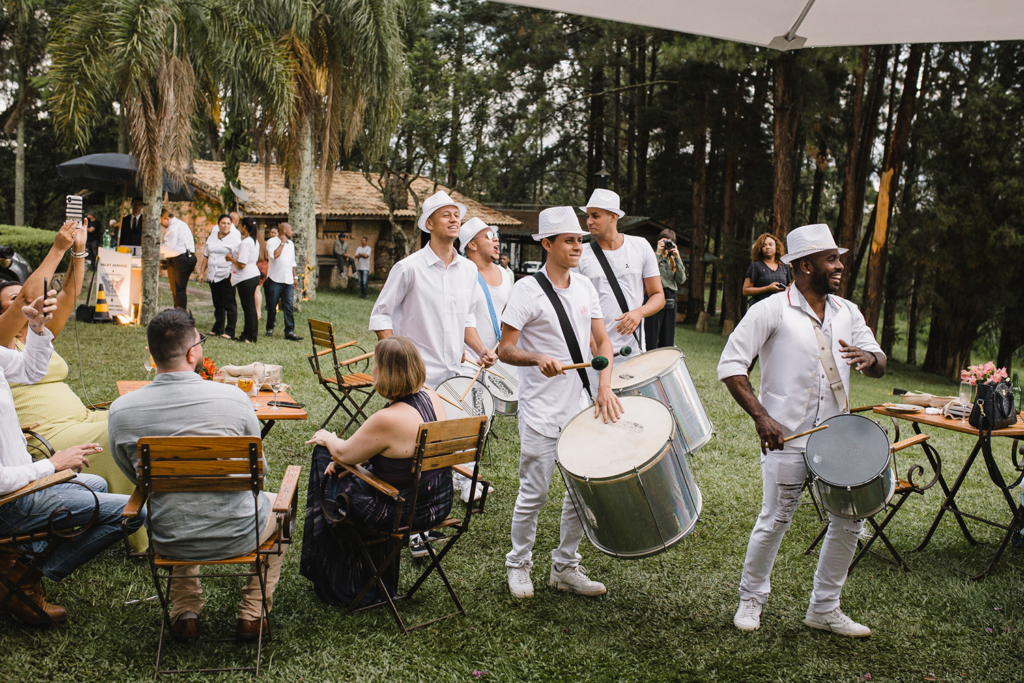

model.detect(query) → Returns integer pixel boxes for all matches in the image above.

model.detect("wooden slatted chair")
[119,436,301,678]
[318,416,490,634]
[307,319,375,433]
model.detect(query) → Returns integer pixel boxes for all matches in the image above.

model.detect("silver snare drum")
[556,395,703,559]
[435,376,495,431]
[609,347,713,454]
[804,414,896,519]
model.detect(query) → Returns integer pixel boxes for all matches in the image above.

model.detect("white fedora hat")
[533,207,587,242]
[458,217,494,253]
[418,190,467,233]
[780,224,848,265]
[579,188,625,218]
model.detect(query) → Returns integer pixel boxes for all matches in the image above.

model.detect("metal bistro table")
[116,381,308,438]
[873,406,1024,580]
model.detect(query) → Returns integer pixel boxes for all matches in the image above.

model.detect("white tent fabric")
[489,0,1024,49]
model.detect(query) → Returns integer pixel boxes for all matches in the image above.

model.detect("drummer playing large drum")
[717,224,886,638]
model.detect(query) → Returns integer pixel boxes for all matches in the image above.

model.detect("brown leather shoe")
[235,617,270,642]
[171,612,200,640]
[0,557,68,626]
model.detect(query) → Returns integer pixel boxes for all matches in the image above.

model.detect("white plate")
[886,403,924,413]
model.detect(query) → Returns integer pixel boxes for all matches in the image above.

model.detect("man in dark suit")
[119,197,145,247]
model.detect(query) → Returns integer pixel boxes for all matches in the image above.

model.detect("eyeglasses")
[189,333,207,352]
[484,231,498,240]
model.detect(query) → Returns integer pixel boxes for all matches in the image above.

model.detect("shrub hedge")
[0,225,65,270]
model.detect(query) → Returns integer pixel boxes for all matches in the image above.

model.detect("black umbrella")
[57,153,194,201]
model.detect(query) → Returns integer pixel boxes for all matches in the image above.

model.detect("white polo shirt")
[266,237,296,284]
[464,266,513,357]
[230,236,260,285]
[501,265,603,439]
[161,217,195,256]
[574,234,659,353]
[369,245,479,389]
[355,245,372,271]
[203,229,241,283]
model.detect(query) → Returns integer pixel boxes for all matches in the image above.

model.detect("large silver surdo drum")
[435,376,495,430]
[609,347,714,454]
[556,395,703,559]
[803,414,896,519]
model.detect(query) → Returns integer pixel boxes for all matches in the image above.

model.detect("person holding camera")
[644,229,687,350]
[743,233,792,307]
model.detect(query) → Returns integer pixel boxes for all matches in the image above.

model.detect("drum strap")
[590,241,642,346]
[534,271,592,400]
[811,319,850,413]
[477,272,501,340]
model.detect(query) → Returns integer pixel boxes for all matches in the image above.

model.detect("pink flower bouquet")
[960,362,1008,386]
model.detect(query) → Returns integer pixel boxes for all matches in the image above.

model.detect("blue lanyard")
[478,272,501,339]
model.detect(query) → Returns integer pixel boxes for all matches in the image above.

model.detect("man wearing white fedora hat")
[575,189,664,363]
[370,190,497,388]
[498,206,623,600]
[717,223,886,637]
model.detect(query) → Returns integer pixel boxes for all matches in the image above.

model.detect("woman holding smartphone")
[227,217,262,343]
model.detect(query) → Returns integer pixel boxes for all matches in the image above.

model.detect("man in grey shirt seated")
[109,308,287,641]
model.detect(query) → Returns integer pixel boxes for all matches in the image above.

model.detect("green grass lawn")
[2,281,1023,682]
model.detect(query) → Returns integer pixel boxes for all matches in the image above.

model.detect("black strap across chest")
[533,271,591,399]
[590,241,641,345]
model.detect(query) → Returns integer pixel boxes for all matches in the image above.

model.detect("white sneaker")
[507,563,534,599]
[458,476,494,503]
[804,607,871,637]
[409,533,428,558]
[549,565,606,596]
[733,598,762,631]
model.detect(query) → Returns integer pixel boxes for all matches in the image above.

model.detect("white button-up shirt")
[369,245,479,388]
[717,286,883,444]
[203,229,241,283]
[161,217,196,257]
[266,237,296,284]
[0,327,55,493]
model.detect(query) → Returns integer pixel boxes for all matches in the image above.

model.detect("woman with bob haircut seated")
[299,336,453,605]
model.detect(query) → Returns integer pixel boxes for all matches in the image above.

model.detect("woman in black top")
[743,232,791,306]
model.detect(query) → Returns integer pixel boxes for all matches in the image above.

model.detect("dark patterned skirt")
[299,445,453,606]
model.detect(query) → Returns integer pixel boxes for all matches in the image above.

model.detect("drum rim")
[555,395,677,480]
[804,413,891,487]
[610,346,685,391]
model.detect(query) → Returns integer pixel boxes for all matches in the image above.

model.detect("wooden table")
[873,406,1024,579]
[117,380,308,438]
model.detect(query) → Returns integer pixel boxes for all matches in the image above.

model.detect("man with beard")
[109,308,288,641]
[717,224,886,637]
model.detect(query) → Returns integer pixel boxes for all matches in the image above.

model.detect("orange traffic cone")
[93,284,112,323]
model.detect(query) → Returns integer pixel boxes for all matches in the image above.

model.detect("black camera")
[0,245,13,260]
[663,239,675,251]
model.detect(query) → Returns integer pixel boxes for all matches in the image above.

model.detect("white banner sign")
[96,247,132,316]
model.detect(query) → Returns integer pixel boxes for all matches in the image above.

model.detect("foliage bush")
[0,224,65,270]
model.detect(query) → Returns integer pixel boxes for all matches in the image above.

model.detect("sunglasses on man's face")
[484,231,498,241]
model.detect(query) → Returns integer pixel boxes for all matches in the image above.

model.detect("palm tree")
[49,0,293,324]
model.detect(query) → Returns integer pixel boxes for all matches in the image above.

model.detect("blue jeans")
[0,473,144,581]
[264,280,295,335]
[356,270,369,297]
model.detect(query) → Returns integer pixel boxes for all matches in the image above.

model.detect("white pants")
[739,446,863,613]
[505,422,585,571]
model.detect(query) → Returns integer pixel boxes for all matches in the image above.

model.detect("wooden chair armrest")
[0,470,74,507]
[20,423,40,432]
[273,466,303,513]
[892,433,929,453]
[121,487,147,519]
[340,463,399,499]
[338,351,374,367]
[314,341,358,357]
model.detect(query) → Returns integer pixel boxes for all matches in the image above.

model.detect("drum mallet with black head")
[615,346,632,358]
[562,356,610,371]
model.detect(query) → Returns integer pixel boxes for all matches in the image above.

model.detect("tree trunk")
[879,265,900,358]
[808,130,827,224]
[446,1,465,190]
[771,52,801,241]
[720,132,738,333]
[291,119,317,305]
[862,44,923,332]
[687,112,707,323]
[613,43,621,194]
[140,176,163,326]
[850,204,875,300]
[626,40,637,213]
[906,266,922,365]
[14,116,25,227]
[586,64,605,197]
[636,37,653,215]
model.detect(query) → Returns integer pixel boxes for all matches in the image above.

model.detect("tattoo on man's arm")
[499,345,541,367]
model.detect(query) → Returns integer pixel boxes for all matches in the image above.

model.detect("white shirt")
[355,245,372,271]
[0,328,56,493]
[230,236,260,285]
[369,245,479,388]
[574,234,659,353]
[209,224,240,241]
[203,229,241,283]
[464,265,513,357]
[717,286,884,443]
[502,265,603,438]
[266,237,296,284]
[161,217,195,256]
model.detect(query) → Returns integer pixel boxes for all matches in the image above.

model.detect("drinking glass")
[143,346,155,378]
[251,363,265,407]
[959,381,972,423]
[271,382,285,409]
[238,377,254,394]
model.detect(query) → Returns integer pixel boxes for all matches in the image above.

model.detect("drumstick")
[437,393,462,410]
[561,356,609,371]
[461,342,499,401]
[782,424,829,443]
[463,356,505,379]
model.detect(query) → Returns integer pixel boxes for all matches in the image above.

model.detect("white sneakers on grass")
[506,563,607,599]
[453,471,495,503]
[507,562,534,599]
[804,607,871,637]
[733,598,762,631]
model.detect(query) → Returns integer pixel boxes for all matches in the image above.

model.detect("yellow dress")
[12,340,148,551]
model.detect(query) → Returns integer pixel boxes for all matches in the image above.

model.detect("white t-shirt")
[501,265,603,438]
[464,265,513,356]
[231,236,261,285]
[355,245,372,271]
[266,237,296,284]
[203,229,241,283]
[574,234,659,353]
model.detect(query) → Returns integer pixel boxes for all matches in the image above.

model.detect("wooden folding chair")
[318,415,490,634]
[120,436,301,678]
[307,319,375,433]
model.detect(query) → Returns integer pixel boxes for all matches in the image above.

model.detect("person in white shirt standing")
[160,209,197,310]
[718,224,886,638]
[369,190,497,388]
[196,214,241,339]
[264,222,302,341]
[574,189,664,379]
[354,237,372,299]
[499,206,623,600]
[226,218,262,343]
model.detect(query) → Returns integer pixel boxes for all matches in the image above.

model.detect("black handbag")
[968,381,1017,431]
